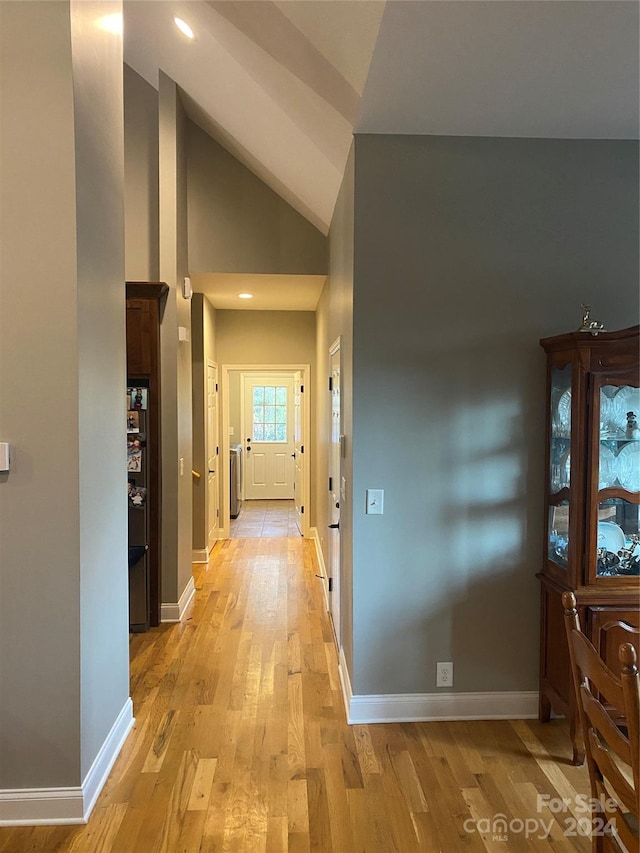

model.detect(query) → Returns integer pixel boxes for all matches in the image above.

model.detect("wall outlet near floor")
[436,661,453,688]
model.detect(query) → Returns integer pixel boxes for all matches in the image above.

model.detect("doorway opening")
[220,364,310,540]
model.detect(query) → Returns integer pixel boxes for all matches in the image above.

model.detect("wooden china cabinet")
[537,323,639,765]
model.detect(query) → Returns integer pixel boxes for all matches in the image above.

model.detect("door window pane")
[252,386,287,442]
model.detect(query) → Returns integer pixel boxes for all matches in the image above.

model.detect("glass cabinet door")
[595,383,640,578]
[548,365,572,569]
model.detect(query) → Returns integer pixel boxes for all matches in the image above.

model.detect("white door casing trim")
[328,337,342,647]
[206,359,220,551]
[0,698,134,826]
[220,364,310,539]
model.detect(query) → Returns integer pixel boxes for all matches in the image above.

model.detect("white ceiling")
[124,1,385,234]
[190,272,326,311]
[123,0,639,307]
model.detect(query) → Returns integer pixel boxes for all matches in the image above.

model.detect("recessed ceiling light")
[238,293,253,300]
[174,17,194,39]
[98,13,123,34]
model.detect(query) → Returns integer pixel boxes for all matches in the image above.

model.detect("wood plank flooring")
[0,538,592,851]
[230,500,300,538]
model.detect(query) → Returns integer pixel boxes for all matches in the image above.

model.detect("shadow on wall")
[354,333,546,695]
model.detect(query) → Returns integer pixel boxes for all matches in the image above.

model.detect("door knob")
[329,522,339,529]
[246,446,251,451]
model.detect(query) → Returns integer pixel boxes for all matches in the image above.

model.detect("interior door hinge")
[215,383,218,392]
[216,446,219,455]
[301,445,304,454]
[328,577,333,592]
[329,476,333,491]
[301,506,304,514]
[300,384,304,393]
[329,377,333,391]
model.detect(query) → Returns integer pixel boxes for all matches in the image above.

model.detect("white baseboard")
[0,697,134,826]
[310,526,329,612]
[161,576,195,623]
[346,689,538,724]
[82,698,135,819]
[337,646,537,724]
[192,548,209,564]
[338,645,353,721]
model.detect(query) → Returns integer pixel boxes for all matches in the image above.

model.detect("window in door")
[252,386,288,442]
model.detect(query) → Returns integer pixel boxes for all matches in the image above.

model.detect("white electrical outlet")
[436,661,453,688]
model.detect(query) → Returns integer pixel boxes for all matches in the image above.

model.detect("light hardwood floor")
[230,500,300,538]
[0,538,591,852]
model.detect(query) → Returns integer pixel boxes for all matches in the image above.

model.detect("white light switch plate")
[366,489,384,514]
[0,442,9,472]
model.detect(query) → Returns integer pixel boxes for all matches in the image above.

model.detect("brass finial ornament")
[578,304,606,335]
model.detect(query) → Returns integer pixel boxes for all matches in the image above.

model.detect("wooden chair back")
[562,592,639,853]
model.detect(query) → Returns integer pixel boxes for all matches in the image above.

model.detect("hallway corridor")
[0,538,590,852]
[230,500,301,538]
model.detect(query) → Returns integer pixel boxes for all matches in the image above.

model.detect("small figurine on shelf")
[626,411,640,439]
[578,304,605,335]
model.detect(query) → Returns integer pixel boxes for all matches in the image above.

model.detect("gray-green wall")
[186,120,327,275]
[347,134,639,696]
[159,74,193,605]
[124,64,159,281]
[0,0,129,789]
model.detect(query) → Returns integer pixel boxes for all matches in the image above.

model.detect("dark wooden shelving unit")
[126,281,168,629]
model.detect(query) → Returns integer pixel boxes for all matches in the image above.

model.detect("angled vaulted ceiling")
[124,1,385,234]
[124,1,639,236]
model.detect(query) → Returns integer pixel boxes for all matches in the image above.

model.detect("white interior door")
[242,374,295,500]
[293,371,304,534]
[207,361,219,551]
[329,343,341,644]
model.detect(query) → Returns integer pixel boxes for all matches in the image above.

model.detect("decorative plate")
[598,446,616,489]
[612,386,640,433]
[597,521,626,554]
[555,389,571,436]
[616,442,640,492]
[599,389,618,436]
